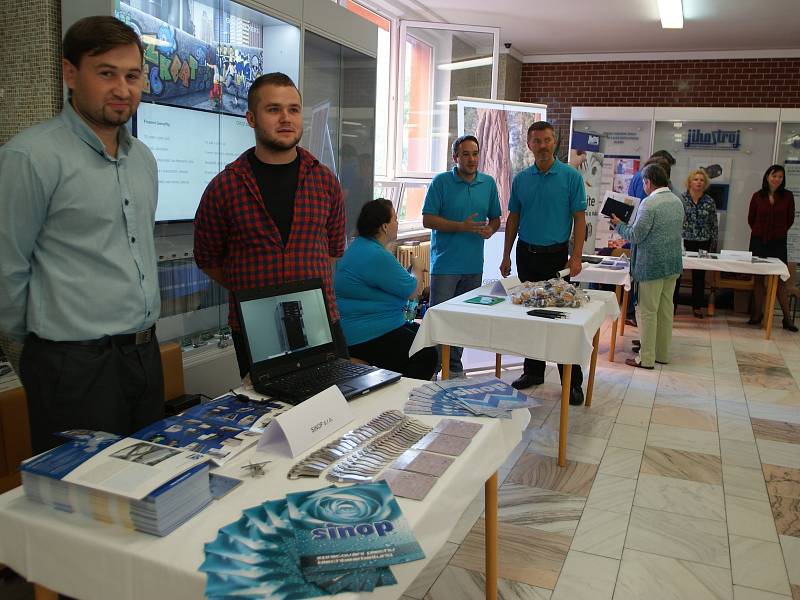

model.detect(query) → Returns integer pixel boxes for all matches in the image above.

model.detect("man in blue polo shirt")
[500,121,587,405]
[423,135,501,377]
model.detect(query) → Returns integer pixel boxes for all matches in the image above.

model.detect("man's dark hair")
[642,163,670,188]
[651,149,676,166]
[527,121,555,137]
[644,156,672,179]
[63,16,143,67]
[760,164,786,196]
[247,72,301,112]
[356,198,393,238]
[452,135,479,156]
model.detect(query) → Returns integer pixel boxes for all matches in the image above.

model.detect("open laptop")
[234,279,401,404]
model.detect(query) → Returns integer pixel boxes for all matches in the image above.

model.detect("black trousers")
[20,334,165,455]
[515,243,584,390]
[348,322,437,381]
[675,239,711,309]
[231,320,349,379]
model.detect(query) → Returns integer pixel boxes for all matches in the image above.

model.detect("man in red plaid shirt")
[194,72,346,377]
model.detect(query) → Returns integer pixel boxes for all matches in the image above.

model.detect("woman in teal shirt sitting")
[335,199,437,379]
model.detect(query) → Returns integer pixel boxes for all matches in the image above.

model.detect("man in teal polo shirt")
[500,121,587,405]
[423,135,501,377]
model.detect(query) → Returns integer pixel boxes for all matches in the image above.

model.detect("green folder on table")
[464,295,505,306]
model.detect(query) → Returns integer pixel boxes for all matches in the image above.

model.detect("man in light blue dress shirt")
[0,17,163,453]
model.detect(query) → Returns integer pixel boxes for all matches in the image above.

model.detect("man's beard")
[256,129,302,152]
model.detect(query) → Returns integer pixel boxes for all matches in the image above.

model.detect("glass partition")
[398,22,498,177]
[653,120,777,252]
[303,31,377,241]
[777,121,800,266]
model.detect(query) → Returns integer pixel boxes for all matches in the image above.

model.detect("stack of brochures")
[132,393,288,465]
[202,481,425,598]
[21,431,212,536]
[405,375,540,418]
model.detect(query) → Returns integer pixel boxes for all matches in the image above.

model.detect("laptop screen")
[239,287,333,363]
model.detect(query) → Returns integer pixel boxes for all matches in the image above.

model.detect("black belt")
[31,325,155,348]
[518,240,568,254]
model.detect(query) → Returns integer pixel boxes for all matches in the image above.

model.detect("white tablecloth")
[0,379,528,600]
[682,254,791,281]
[571,262,631,291]
[410,285,620,367]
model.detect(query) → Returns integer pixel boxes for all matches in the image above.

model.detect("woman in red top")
[747,164,797,332]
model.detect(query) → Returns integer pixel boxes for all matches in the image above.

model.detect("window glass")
[777,122,800,264]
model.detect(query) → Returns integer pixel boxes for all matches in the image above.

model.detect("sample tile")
[608,423,648,451]
[585,473,637,515]
[640,445,723,485]
[763,464,800,500]
[550,550,618,600]
[450,519,570,590]
[720,439,762,469]
[648,423,721,456]
[570,507,629,559]
[598,446,643,479]
[625,506,729,568]
[723,464,770,501]
[634,473,725,521]
[614,548,733,600]
[751,419,800,444]
[403,541,458,599]
[498,483,585,536]
[725,495,779,541]
[425,566,553,600]
[757,439,800,469]
[506,453,598,497]
[651,405,718,432]
[730,535,792,596]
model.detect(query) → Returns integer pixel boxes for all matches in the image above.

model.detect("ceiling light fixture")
[437,57,492,71]
[657,0,683,29]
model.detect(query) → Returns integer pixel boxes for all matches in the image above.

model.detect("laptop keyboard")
[264,360,375,398]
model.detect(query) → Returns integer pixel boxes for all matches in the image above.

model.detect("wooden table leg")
[484,472,498,600]
[495,353,502,378]
[619,288,630,337]
[558,365,572,467]
[34,585,58,600]
[707,289,715,317]
[609,319,618,363]
[441,345,450,380]
[763,275,779,340]
[586,330,600,407]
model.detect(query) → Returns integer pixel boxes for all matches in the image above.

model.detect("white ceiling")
[376,0,800,57]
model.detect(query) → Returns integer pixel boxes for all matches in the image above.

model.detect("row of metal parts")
[286,410,431,482]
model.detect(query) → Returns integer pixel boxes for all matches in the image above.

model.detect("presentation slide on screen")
[136,103,253,221]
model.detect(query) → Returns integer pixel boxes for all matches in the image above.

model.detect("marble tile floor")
[405,309,800,600]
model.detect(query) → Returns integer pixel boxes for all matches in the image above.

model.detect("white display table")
[0,379,529,600]
[571,260,632,361]
[682,254,791,339]
[410,285,620,467]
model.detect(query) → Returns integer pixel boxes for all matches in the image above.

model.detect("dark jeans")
[349,322,437,380]
[429,273,484,373]
[20,333,165,455]
[515,242,584,390]
[674,239,711,309]
[231,320,349,379]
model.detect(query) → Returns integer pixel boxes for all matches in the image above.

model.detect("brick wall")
[520,58,800,133]
[0,0,62,144]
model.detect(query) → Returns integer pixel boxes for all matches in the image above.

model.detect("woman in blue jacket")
[335,199,437,379]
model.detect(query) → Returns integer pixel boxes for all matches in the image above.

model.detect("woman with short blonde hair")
[677,168,717,318]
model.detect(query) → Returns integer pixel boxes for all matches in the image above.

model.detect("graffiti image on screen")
[458,99,546,220]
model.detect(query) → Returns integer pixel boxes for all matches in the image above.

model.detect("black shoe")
[783,320,799,332]
[747,315,763,325]
[569,387,584,406]
[511,372,545,390]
